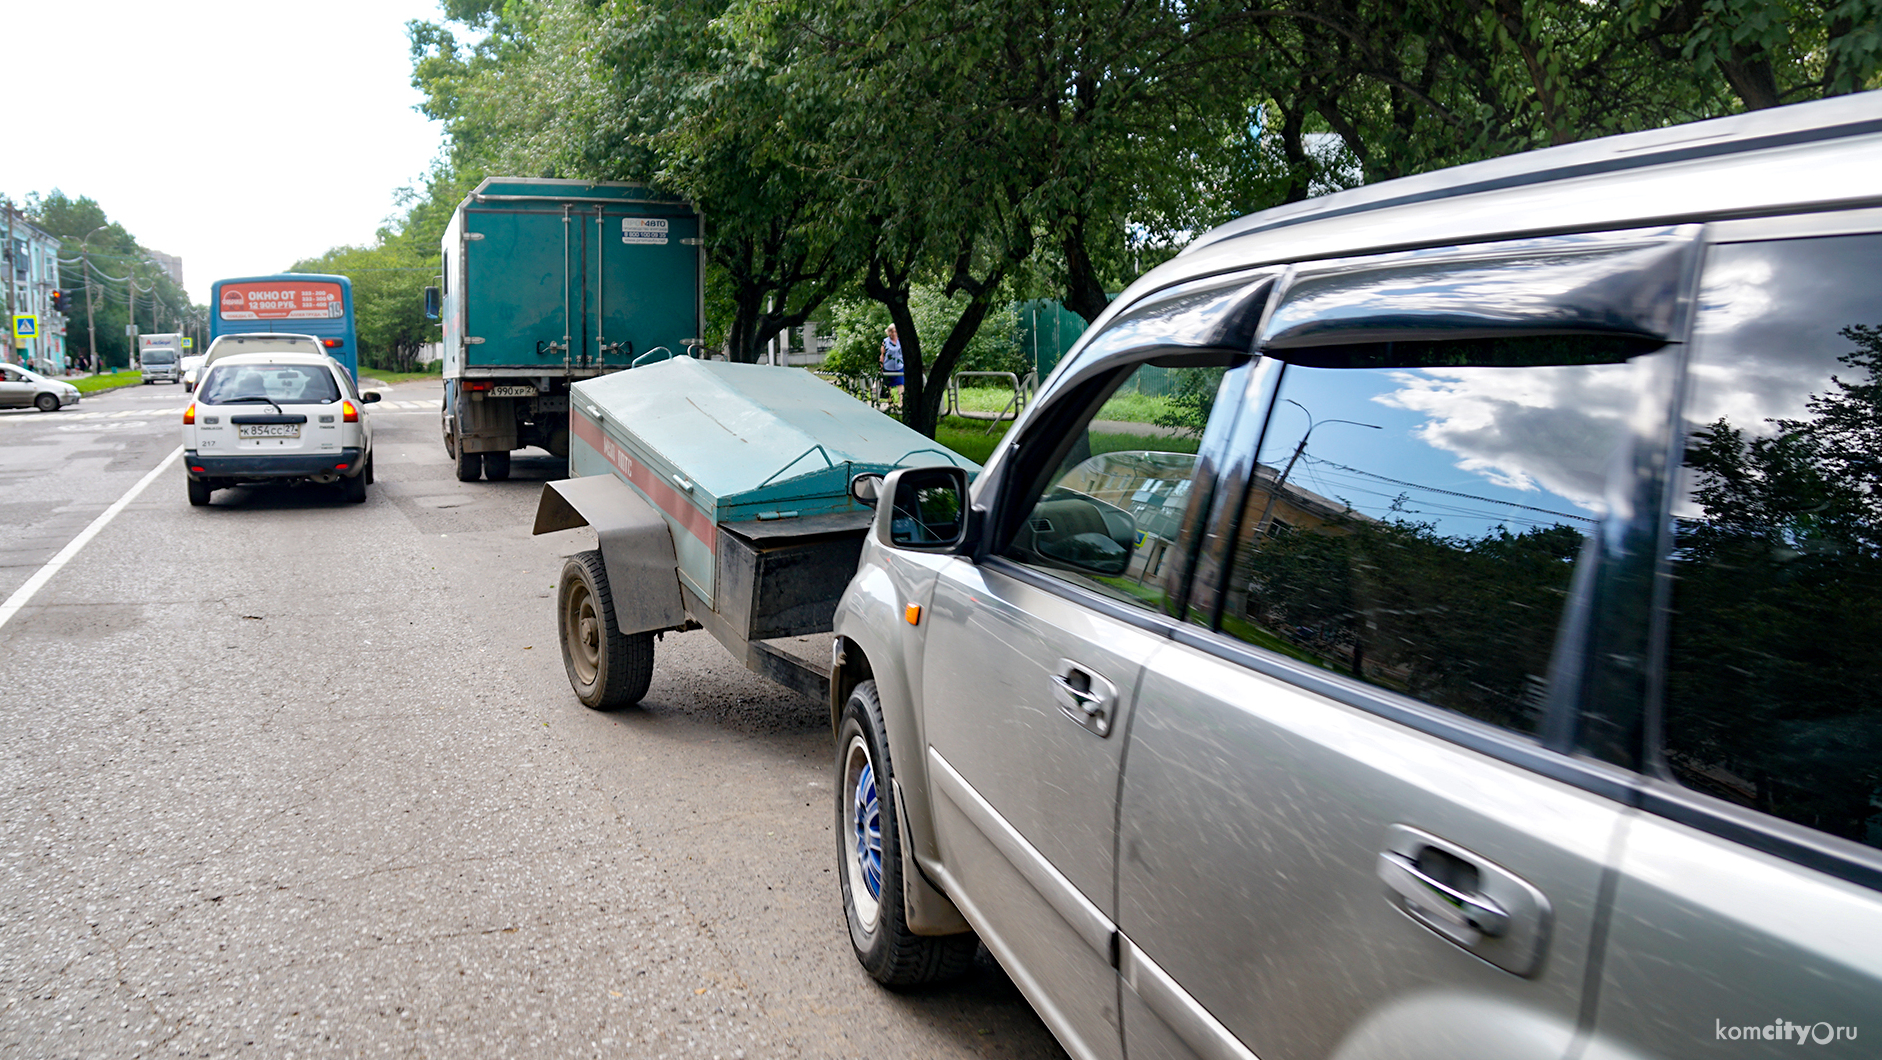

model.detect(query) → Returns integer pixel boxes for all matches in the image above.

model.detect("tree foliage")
[399,0,1879,436]
[27,191,197,370]
[1665,324,1882,841]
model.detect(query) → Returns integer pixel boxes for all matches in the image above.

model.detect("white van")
[140,345,181,384]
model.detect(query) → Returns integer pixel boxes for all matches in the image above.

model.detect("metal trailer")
[531,356,976,707]
[434,177,704,484]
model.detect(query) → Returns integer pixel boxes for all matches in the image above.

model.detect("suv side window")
[1206,344,1672,736]
[1662,232,1882,850]
[1001,360,1231,613]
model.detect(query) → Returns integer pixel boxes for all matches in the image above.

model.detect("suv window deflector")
[1258,226,1703,357]
[1043,270,1276,401]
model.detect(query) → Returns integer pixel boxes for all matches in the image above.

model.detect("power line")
[1300,453,1599,525]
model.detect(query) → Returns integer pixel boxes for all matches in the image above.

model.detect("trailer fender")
[533,476,688,635]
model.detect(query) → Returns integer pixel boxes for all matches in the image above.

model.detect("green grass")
[71,370,144,393]
[950,384,1171,425]
[931,415,1199,467]
[1093,390,1171,424]
[359,366,442,385]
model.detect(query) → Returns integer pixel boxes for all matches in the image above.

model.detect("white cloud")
[1375,363,1641,513]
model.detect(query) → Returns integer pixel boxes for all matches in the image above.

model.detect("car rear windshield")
[199,364,340,405]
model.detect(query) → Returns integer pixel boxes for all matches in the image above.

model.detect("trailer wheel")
[558,550,654,709]
[484,451,512,481]
[455,448,482,482]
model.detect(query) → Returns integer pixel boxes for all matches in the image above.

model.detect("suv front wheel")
[837,680,977,987]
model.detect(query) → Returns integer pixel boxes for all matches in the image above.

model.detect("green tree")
[28,191,198,370]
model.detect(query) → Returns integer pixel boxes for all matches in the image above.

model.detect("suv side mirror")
[423,286,441,321]
[877,466,972,552]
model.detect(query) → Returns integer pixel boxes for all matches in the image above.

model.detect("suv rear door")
[1582,222,1882,1060]
[1114,231,1699,1060]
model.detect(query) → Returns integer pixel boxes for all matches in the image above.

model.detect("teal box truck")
[433,177,704,482]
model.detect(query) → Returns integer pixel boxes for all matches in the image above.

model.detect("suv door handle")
[1050,661,1116,737]
[1378,850,1509,937]
[1375,824,1552,977]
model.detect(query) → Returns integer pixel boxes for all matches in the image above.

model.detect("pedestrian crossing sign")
[12,314,35,341]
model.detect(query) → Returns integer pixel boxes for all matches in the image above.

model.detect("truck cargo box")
[441,178,702,377]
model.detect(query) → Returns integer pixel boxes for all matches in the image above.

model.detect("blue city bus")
[208,274,359,381]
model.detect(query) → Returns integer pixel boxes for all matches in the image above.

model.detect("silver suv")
[829,93,1882,1060]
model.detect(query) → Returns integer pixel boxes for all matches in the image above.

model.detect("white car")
[180,354,206,392]
[0,363,80,412]
[182,346,378,506]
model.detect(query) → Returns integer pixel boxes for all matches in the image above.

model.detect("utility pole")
[81,224,107,374]
[3,197,16,365]
[126,263,138,369]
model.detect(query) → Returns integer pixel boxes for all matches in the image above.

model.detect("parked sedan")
[182,350,378,506]
[0,363,80,412]
[829,93,1882,1060]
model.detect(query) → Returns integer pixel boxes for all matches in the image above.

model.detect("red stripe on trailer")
[570,409,716,552]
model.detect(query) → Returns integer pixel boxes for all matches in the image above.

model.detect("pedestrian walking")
[880,325,903,410]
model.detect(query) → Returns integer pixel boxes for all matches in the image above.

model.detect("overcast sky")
[7,0,449,304]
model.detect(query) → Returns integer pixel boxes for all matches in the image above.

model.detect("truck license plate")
[239,424,300,438]
[490,385,537,398]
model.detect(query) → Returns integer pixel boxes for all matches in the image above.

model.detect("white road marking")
[0,446,184,633]
[56,421,147,431]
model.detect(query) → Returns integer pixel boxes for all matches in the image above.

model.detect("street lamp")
[1252,399,1383,535]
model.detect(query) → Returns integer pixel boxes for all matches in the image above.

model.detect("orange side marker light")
[905,603,922,626]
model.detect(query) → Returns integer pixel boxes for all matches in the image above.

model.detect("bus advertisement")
[209,274,359,380]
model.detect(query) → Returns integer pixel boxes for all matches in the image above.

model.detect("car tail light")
[335,463,349,471]
[189,465,205,473]
[342,400,358,423]
[183,404,195,425]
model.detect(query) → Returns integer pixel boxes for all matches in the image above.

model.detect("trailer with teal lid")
[531,356,977,709]
[428,176,704,483]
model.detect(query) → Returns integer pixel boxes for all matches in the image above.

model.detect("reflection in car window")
[1003,362,1219,611]
[1212,345,1664,736]
[199,364,341,405]
[1665,233,1882,850]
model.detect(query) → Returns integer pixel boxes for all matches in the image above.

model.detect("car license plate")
[490,385,537,398]
[239,423,300,438]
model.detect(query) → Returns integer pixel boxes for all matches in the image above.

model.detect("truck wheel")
[483,451,511,481]
[455,448,482,482]
[837,680,978,987]
[187,478,212,507]
[558,550,654,709]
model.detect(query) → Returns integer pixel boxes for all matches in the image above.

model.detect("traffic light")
[51,290,68,313]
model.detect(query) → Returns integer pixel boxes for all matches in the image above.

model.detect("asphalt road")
[0,378,1065,1059]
